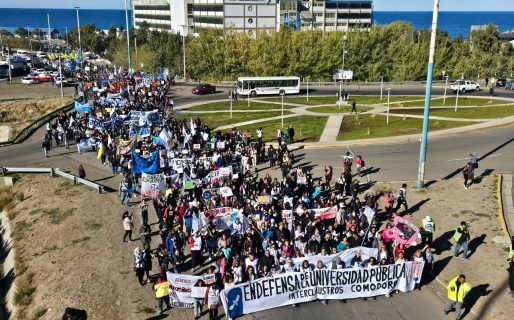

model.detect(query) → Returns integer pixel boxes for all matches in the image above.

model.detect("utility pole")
[380,75,384,101]
[124,0,132,71]
[417,0,440,190]
[59,56,64,98]
[7,48,12,84]
[75,7,83,70]
[47,13,52,52]
[443,74,449,104]
[180,24,187,79]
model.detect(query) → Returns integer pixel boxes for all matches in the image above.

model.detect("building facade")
[132,0,193,35]
[133,0,372,34]
[192,0,277,34]
[281,0,373,32]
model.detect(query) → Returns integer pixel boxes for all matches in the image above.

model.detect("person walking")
[133,247,146,286]
[257,127,263,145]
[189,231,203,272]
[78,164,86,179]
[139,199,149,225]
[122,211,134,242]
[204,283,220,320]
[351,100,357,114]
[119,177,130,206]
[354,155,370,183]
[276,128,283,145]
[508,256,514,295]
[453,221,470,259]
[462,162,474,189]
[287,125,295,144]
[420,215,435,247]
[42,139,49,157]
[395,183,409,215]
[153,268,170,314]
[444,274,471,320]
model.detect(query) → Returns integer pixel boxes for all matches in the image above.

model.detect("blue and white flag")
[131,150,160,174]
[78,139,93,153]
[74,101,91,113]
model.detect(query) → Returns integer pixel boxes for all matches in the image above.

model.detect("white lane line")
[446,154,502,162]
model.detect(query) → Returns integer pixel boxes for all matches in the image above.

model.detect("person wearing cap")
[444,274,471,320]
[421,215,436,247]
[153,267,170,314]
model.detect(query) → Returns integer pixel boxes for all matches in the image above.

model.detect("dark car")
[496,77,507,87]
[192,83,216,95]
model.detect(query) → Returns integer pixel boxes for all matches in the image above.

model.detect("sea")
[1,8,514,38]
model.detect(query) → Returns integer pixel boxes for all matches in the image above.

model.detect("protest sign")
[221,261,424,318]
[203,187,233,199]
[204,207,234,218]
[88,115,113,130]
[159,149,167,168]
[283,206,337,220]
[126,110,160,126]
[167,272,201,308]
[129,126,151,138]
[202,166,232,184]
[257,196,271,204]
[117,138,134,155]
[215,211,249,234]
[297,176,307,184]
[393,216,420,245]
[216,141,225,149]
[141,173,166,199]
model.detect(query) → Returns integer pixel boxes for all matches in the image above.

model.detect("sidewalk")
[319,115,344,142]
[501,174,514,236]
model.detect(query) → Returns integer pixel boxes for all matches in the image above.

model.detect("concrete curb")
[0,210,16,320]
[500,173,514,237]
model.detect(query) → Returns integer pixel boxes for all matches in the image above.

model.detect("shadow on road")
[0,224,14,320]
[432,230,454,255]
[467,234,487,259]
[462,283,492,319]
[408,198,430,215]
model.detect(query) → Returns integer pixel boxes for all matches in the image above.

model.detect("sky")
[1,0,514,11]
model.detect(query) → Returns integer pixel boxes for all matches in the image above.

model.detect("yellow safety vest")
[422,219,435,233]
[154,281,169,298]
[447,276,471,302]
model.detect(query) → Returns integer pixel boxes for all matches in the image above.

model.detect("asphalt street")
[0,83,511,320]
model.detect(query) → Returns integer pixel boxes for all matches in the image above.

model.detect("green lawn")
[186,100,296,111]
[389,105,514,119]
[337,114,475,141]
[237,115,328,143]
[171,111,291,129]
[391,97,512,108]
[306,105,373,113]
[259,95,424,106]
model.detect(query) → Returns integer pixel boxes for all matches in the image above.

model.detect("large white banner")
[291,247,378,269]
[221,261,424,318]
[141,173,166,199]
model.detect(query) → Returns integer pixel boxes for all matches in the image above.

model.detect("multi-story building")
[133,0,372,34]
[132,0,193,35]
[192,0,278,34]
[281,0,373,32]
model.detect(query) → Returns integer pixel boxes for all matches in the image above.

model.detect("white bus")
[236,76,301,97]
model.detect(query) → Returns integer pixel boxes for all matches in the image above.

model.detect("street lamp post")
[455,86,460,112]
[380,75,384,101]
[180,25,187,79]
[230,94,233,119]
[306,77,309,102]
[417,0,440,190]
[124,0,132,71]
[74,7,82,69]
[443,74,449,105]
[59,56,64,98]
[386,88,391,124]
[47,13,52,53]
[281,92,285,128]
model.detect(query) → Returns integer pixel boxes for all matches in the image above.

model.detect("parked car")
[54,77,68,86]
[505,79,514,90]
[50,70,60,78]
[22,76,36,84]
[36,72,53,82]
[192,83,216,95]
[496,77,507,87]
[450,80,480,93]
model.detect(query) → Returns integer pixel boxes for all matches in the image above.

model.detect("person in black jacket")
[259,249,275,271]
[508,256,514,295]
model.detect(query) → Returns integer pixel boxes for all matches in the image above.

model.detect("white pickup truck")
[450,80,480,93]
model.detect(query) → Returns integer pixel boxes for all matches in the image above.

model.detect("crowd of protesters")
[47,65,511,319]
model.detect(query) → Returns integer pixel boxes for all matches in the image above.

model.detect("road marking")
[446,153,502,162]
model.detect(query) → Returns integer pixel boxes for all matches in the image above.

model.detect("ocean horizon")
[0,8,513,38]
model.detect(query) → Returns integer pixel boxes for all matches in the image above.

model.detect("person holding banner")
[153,268,170,314]
[204,283,221,320]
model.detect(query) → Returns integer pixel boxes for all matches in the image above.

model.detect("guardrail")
[217,80,450,87]
[0,100,75,147]
[1,167,104,193]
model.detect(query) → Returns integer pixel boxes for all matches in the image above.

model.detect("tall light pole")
[59,56,64,98]
[455,85,460,112]
[74,7,83,69]
[47,13,52,52]
[417,0,440,190]
[443,74,449,104]
[124,0,132,71]
[180,24,186,79]
[306,77,309,102]
[386,88,391,124]
[281,92,285,128]
[380,75,384,101]
[65,26,68,47]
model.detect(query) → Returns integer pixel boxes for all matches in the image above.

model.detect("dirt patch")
[0,97,71,135]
